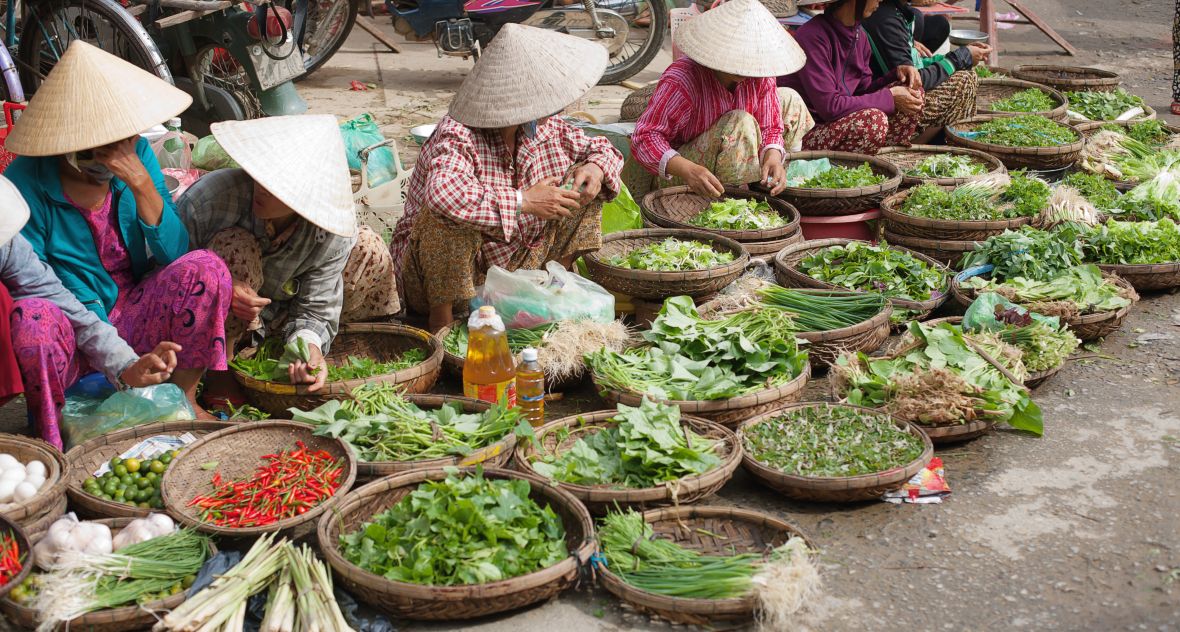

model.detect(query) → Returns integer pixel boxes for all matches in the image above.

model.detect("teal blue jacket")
[7,137,190,323]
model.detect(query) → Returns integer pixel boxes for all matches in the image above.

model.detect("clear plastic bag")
[475,261,615,329]
[191,135,240,171]
[60,384,196,450]
[962,292,1060,332]
[784,158,831,187]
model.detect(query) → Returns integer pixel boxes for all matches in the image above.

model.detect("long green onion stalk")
[756,287,886,331]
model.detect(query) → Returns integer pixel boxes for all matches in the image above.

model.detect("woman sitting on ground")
[4,41,232,444]
[864,0,991,135]
[628,0,810,198]
[779,0,925,154]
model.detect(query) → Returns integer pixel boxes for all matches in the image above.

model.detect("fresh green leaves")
[962,264,1132,313]
[230,338,427,383]
[1081,218,1180,265]
[959,227,1083,281]
[968,115,1077,147]
[1100,120,1171,146]
[974,65,1001,78]
[904,153,987,179]
[339,470,567,586]
[991,88,1057,113]
[1061,172,1122,210]
[799,242,947,302]
[607,238,734,271]
[442,323,553,357]
[898,172,1048,222]
[1065,88,1145,121]
[688,198,786,231]
[325,349,426,381]
[800,162,886,189]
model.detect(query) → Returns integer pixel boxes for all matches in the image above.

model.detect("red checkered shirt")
[390,115,623,275]
[631,57,785,177]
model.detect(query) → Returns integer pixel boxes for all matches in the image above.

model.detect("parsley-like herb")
[800,163,886,189]
[1065,88,1145,121]
[990,88,1057,113]
[904,154,987,179]
[608,237,734,271]
[968,115,1077,147]
[688,198,786,231]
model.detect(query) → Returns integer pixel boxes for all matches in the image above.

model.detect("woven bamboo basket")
[317,467,594,621]
[877,145,1007,188]
[0,517,217,632]
[909,317,1063,389]
[976,78,1069,122]
[594,363,811,429]
[776,151,902,216]
[739,403,933,502]
[946,115,1084,171]
[1095,262,1180,292]
[434,321,586,393]
[1011,64,1120,93]
[160,421,357,538]
[620,81,657,122]
[20,496,66,535]
[65,421,234,520]
[514,411,741,514]
[773,239,951,321]
[233,323,443,417]
[0,515,30,601]
[641,186,801,241]
[978,65,1011,78]
[879,187,1032,241]
[743,229,804,263]
[950,270,1138,341]
[1076,119,1180,191]
[1070,104,1157,124]
[0,434,68,527]
[583,229,749,300]
[596,505,814,627]
[795,296,894,369]
[881,230,979,267]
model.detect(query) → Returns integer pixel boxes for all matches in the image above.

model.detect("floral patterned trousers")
[920,70,978,130]
[802,102,923,154]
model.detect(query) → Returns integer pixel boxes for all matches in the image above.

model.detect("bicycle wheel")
[16,0,170,95]
[296,0,356,77]
[597,0,666,85]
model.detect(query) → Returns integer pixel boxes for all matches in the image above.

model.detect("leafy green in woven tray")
[800,162,887,189]
[1100,120,1172,147]
[1082,218,1180,265]
[688,198,786,231]
[229,337,427,382]
[1066,88,1145,121]
[899,172,1049,221]
[964,115,1077,147]
[962,264,1132,314]
[904,153,987,179]
[1060,171,1122,210]
[607,237,734,271]
[990,88,1057,113]
[959,226,1083,281]
[974,65,1001,79]
[798,241,947,302]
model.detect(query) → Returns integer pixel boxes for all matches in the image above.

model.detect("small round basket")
[1075,119,1180,191]
[877,145,1006,188]
[976,78,1069,122]
[20,497,66,536]
[1011,64,1120,93]
[0,517,217,632]
[773,239,951,321]
[881,230,979,267]
[794,295,894,369]
[739,403,933,502]
[879,186,1032,241]
[1095,262,1180,292]
[776,151,902,216]
[946,115,1084,171]
[0,434,68,528]
[0,515,31,601]
[65,421,235,520]
[594,363,811,430]
[641,186,801,242]
[317,467,594,621]
[514,411,741,515]
[596,505,814,627]
[741,229,804,264]
[434,321,586,393]
[161,421,357,538]
[583,229,749,300]
[233,323,443,417]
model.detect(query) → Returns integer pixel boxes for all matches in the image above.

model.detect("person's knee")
[777,87,806,110]
[717,109,761,137]
[861,109,890,144]
[9,298,65,348]
[206,227,257,253]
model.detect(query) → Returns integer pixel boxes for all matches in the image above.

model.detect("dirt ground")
[1,0,1178,630]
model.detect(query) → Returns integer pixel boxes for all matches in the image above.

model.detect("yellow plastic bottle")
[516,347,545,426]
[463,306,517,406]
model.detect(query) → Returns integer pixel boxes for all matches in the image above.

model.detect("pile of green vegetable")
[756,286,887,331]
[530,399,720,487]
[608,237,734,271]
[291,383,527,462]
[1107,171,1180,222]
[743,405,924,477]
[960,226,1083,280]
[798,241,947,302]
[899,172,1050,221]
[1065,88,1145,121]
[904,153,987,180]
[1060,171,1121,210]
[962,264,1132,315]
[586,296,807,401]
[974,65,1002,79]
[82,452,175,509]
[800,162,886,189]
[963,297,1080,372]
[1081,218,1180,265]
[1101,120,1172,147]
[339,469,567,585]
[688,198,786,231]
[230,337,427,383]
[1080,125,1180,190]
[965,115,1077,147]
[442,322,553,357]
[990,88,1057,113]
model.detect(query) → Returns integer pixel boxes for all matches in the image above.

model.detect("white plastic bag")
[476,261,615,328]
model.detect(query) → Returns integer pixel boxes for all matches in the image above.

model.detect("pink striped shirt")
[631,57,785,177]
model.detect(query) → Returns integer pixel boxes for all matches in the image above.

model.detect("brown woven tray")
[514,410,741,514]
[878,144,1006,188]
[583,228,750,300]
[739,402,933,502]
[795,295,894,369]
[881,230,980,267]
[233,323,443,417]
[880,187,1032,241]
[1011,64,1120,93]
[641,185,801,241]
[776,151,902,216]
[1095,262,1180,292]
[594,363,811,429]
[160,421,357,538]
[317,467,594,621]
[0,515,30,601]
[0,517,217,632]
[976,77,1069,122]
[596,505,814,627]
[743,228,804,263]
[19,496,66,535]
[434,321,586,393]
[773,238,950,321]
[946,115,1084,171]
[65,420,235,520]
[0,434,68,527]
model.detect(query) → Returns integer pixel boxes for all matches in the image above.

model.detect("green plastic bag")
[962,292,1060,332]
[340,113,397,188]
[60,384,196,450]
[603,183,642,234]
[190,135,240,171]
[784,158,831,187]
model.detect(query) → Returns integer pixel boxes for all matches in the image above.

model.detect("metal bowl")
[950,29,989,46]
[410,123,437,145]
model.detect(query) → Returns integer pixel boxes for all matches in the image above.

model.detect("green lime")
[119,474,133,486]
[124,458,141,473]
[145,472,159,484]
[137,502,151,509]
[109,457,123,468]
[160,453,173,465]
[113,464,128,477]
[136,477,153,489]
[149,460,166,474]
[113,488,125,500]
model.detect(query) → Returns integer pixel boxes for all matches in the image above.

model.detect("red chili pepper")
[192,446,343,527]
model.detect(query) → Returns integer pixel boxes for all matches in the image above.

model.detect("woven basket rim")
[975,77,1069,120]
[0,434,69,525]
[778,150,902,198]
[640,186,802,241]
[1011,64,1120,88]
[583,228,751,280]
[881,230,980,252]
[879,187,1035,231]
[591,361,811,413]
[945,115,1085,155]
[877,144,1007,187]
[160,421,358,537]
[951,269,1138,325]
[1075,118,1180,135]
[0,515,30,601]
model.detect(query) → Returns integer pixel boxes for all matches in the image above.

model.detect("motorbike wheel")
[191,42,266,120]
[173,77,247,138]
[598,0,667,85]
[297,0,358,77]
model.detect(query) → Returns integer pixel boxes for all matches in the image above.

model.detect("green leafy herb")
[800,163,886,189]
[325,348,426,381]
[997,321,1079,372]
[959,226,1083,281]
[756,286,887,331]
[1111,171,1180,221]
[226,402,270,421]
[1065,88,1145,121]
[967,115,1077,147]
[962,264,1133,314]
[688,198,786,231]
[1099,120,1171,146]
[798,242,947,302]
[898,173,1047,221]
[1060,171,1122,209]
[230,338,427,383]
[1082,218,1180,265]
[991,88,1057,113]
[974,65,1001,78]
[904,153,987,179]
[608,238,734,271]
[442,322,553,357]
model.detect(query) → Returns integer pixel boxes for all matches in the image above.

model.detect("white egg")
[24,461,46,479]
[13,482,36,502]
[0,468,25,483]
[0,455,18,470]
[25,474,44,491]
[0,480,17,503]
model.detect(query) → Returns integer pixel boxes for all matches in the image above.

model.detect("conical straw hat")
[6,41,192,157]
[675,0,808,78]
[0,176,29,249]
[448,24,607,128]
[212,115,357,238]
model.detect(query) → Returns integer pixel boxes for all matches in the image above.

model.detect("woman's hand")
[760,150,788,196]
[231,281,271,323]
[890,86,925,115]
[120,342,181,388]
[967,43,993,64]
[289,342,327,392]
[94,138,152,190]
[569,163,604,205]
[522,176,581,219]
[897,65,922,90]
[667,156,724,198]
[914,42,933,58]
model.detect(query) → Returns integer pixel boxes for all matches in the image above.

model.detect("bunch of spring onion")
[756,286,887,332]
[1080,129,1180,184]
[995,322,1079,372]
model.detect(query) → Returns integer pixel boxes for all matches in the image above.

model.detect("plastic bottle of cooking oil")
[517,347,545,426]
[463,306,517,406]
